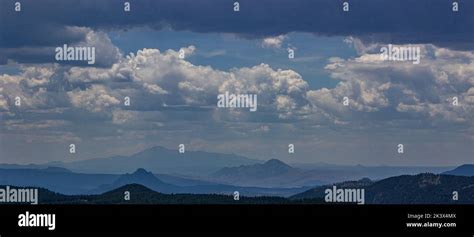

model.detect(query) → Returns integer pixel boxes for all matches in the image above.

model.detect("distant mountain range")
[291,173,474,204]
[442,164,474,176]
[4,171,474,204]
[27,146,452,183]
[0,144,460,190]
[0,144,471,203]
[208,159,453,188]
[0,167,305,197]
[0,167,118,195]
[95,168,307,197]
[47,146,260,175]
[210,159,323,188]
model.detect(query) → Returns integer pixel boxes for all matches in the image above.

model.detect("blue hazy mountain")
[5,172,474,204]
[289,163,452,184]
[3,168,474,204]
[95,168,306,197]
[214,159,295,179]
[209,159,452,188]
[154,173,219,186]
[292,173,474,204]
[0,165,216,193]
[43,146,452,184]
[442,164,474,176]
[0,167,305,197]
[0,167,118,195]
[94,168,182,194]
[210,159,323,188]
[49,146,260,175]
[0,163,52,169]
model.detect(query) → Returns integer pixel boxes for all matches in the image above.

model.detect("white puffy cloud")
[316,44,474,126]
[1,45,314,126]
[81,30,122,67]
[0,92,9,111]
[0,67,56,110]
[67,85,120,112]
[117,47,311,120]
[64,63,130,83]
[261,35,287,49]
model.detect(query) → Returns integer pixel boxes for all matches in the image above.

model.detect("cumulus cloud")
[67,85,120,112]
[315,44,474,127]
[262,35,287,49]
[0,67,55,110]
[67,46,310,121]
[0,89,9,110]
[1,45,312,121]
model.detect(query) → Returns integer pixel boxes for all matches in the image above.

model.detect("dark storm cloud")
[1,0,473,54]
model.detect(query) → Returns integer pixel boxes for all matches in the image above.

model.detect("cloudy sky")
[0,0,473,166]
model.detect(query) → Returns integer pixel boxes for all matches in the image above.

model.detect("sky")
[0,0,473,166]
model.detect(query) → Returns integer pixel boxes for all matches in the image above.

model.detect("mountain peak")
[264,159,292,169]
[211,158,295,183]
[443,164,474,176]
[133,168,151,175]
[108,168,170,192]
[118,168,161,183]
[41,167,72,173]
[456,164,474,169]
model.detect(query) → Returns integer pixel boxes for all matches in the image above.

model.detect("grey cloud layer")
[1,0,474,64]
